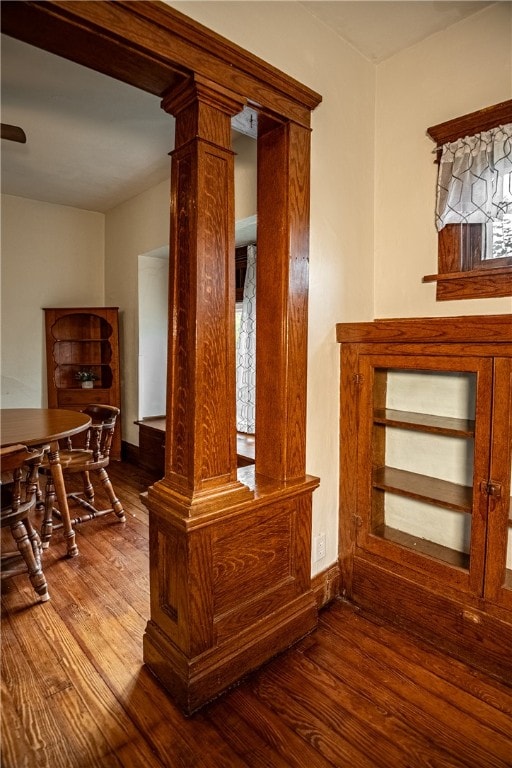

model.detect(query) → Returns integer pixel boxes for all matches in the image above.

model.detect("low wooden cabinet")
[44,307,121,459]
[135,417,166,476]
[135,417,255,476]
[337,315,512,683]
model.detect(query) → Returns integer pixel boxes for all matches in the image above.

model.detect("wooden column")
[256,118,311,481]
[143,82,319,714]
[159,75,252,512]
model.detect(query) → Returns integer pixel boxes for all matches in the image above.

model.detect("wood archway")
[2,0,322,713]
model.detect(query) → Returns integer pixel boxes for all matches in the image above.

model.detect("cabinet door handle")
[480,481,502,499]
[488,482,502,499]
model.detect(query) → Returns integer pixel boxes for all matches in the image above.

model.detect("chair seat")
[2,497,35,522]
[40,449,103,473]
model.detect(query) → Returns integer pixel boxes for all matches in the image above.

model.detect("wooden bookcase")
[337,315,512,683]
[44,307,121,459]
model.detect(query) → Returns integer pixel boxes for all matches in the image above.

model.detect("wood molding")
[336,314,512,344]
[433,272,512,301]
[427,99,512,146]
[1,1,321,127]
[352,557,512,685]
[144,590,317,714]
[311,563,341,609]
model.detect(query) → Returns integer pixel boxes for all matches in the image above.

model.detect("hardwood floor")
[2,461,512,767]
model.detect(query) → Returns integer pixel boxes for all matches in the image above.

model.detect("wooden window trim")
[425,100,512,300]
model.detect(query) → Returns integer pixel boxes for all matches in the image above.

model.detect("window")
[424,100,512,300]
[235,243,256,434]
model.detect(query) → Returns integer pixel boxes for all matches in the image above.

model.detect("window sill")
[423,266,512,300]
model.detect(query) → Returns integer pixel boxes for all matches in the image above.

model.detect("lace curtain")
[436,123,512,231]
[236,244,256,434]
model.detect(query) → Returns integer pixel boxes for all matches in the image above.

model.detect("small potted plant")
[75,369,98,389]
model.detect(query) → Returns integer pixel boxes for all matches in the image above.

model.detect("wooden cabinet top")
[336,314,512,344]
[43,307,119,313]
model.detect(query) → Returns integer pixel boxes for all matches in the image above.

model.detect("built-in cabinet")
[44,307,121,459]
[337,315,512,682]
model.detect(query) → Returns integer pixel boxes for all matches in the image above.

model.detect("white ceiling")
[300,1,492,63]
[0,2,492,213]
[0,34,175,212]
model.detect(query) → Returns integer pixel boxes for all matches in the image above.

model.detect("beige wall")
[1,194,104,408]
[374,2,512,318]
[104,179,171,446]
[233,133,257,221]
[104,138,258,448]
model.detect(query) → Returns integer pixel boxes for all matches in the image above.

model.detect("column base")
[148,475,254,520]
[143,474,320,714]
[143,592,317,715]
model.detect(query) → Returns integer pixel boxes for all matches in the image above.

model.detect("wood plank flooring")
[2,461,512,767]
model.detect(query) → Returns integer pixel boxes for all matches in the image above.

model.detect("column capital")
[161,74,246,120]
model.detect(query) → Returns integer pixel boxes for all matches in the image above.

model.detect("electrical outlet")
[313,533,326,562]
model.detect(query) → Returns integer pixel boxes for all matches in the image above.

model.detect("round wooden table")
[1,408,91,557]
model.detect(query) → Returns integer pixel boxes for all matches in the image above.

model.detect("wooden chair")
[39,405,125,547]
[1,444,50,602]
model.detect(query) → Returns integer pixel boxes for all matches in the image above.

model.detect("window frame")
[424,100,512,300]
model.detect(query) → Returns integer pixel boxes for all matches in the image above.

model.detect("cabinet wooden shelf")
[44,307,121,459]
[337,314,512,684]
[373,466,473,512]
[373,409,475,437]
[372,524,470,570]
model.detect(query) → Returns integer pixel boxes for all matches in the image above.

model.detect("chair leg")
[96,468,126,522]
[41,474,56,549]
[35,477,45,511]
[82,471,95,504]
[24,515,42,560]
[10,519,50,602]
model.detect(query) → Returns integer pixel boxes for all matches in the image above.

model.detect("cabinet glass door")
[357,355,493,595]
[483,358,512,611]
